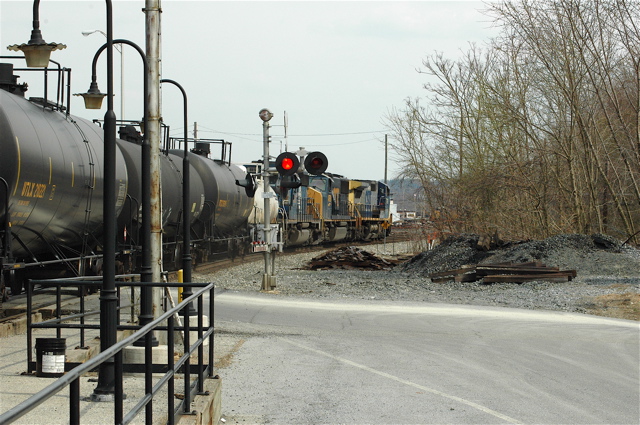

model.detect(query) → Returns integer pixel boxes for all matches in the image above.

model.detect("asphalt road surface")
[211,290,639,424]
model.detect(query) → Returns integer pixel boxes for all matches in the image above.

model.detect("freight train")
[0,62,391,301]
[278,171,391,246]
[245,158,392,248]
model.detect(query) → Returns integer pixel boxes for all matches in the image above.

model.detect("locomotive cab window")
[309,177,327,193]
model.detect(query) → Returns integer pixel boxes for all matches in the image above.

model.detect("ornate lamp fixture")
[6,0,66,67]
[74,81,107,109]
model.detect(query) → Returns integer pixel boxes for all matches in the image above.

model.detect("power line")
[288,130,385,137]
[306,137,381,147]
[194,125,385,138]
[170,125,386,145]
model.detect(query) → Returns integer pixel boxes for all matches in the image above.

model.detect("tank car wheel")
[228,239,239,262]
[173,244,183,271]
[1,271,9,302]
[7,270,21,296]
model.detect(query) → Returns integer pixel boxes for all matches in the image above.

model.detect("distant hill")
[386,179,424,212]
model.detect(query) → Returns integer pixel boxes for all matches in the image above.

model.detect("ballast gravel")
[193,234,640,317]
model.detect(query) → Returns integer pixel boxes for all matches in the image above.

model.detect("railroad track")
[190,230,412,275]
[0,288,84,324]
[2,230,413,323]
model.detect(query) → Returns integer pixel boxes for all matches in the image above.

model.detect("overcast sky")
[1,0,497,180]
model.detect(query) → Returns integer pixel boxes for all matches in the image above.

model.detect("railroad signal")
[276,151,328,176]
[275,152,300,176]
[279,174,301,199]
[304,151,328,175]
[280,174,302,189]
[235,173,257,197]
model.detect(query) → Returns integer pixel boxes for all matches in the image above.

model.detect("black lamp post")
[12,0,118,402]
[69,0,121,402]
[76,39,157,348]
[94,0,117,403]
[6,0,66,67]
[160,79,195,315]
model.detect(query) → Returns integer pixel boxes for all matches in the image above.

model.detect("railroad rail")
[2,228,413,324]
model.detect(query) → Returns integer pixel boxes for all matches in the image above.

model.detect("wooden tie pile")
[305,246,395,270]
[429,261,577,284]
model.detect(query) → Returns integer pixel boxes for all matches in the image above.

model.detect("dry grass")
[585,291,640,321]
[214,339,245,369]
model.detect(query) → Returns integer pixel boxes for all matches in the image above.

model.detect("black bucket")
[35,338,66,377]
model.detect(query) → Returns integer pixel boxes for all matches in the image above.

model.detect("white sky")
[1,0,497,180]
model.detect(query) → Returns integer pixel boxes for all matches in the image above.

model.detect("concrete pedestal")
[175,315,210,347]
[123,344,169,364]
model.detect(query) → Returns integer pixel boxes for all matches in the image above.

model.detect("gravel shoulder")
[195,234,640,321]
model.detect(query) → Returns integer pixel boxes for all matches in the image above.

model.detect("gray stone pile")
[193,235,640,317]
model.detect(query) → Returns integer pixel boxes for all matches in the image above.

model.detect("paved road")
[211,291,639,424]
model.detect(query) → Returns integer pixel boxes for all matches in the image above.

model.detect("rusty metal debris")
[304,246,396,270]
[429,261,577,284]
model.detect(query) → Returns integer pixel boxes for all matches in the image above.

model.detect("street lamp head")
[259,108,273,122]
[82,30,122,53]
[74,81,107,109]
[7,41,66,68]
[6,0,66,67]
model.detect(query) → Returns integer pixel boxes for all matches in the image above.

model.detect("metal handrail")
[0,281,215,425]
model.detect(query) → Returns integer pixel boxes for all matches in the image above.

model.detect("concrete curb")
[0,312,42,338]
[177,377,222,425]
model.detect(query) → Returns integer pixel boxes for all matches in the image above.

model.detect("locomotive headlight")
[259,108,273,122]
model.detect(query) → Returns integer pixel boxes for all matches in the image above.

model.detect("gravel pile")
[194,234,640,318]
[401,233,637,277]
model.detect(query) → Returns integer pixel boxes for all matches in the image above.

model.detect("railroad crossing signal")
[275,152,300,176]
[275,151,329,176]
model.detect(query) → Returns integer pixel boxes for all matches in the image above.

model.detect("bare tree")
[384,0,639,242]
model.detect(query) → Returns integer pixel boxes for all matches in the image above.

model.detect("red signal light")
[275,152,300,176]
[281,157,294,171]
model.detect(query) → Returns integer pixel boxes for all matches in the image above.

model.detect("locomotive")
[0,61,392,301]
[245,156,392,248]
[278,171,391,246]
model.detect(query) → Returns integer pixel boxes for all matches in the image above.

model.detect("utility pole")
[284,111,288,152]
[145,0,163,313]
[259,108,276,290]
[384,134,388,185]
[194,121,198,140]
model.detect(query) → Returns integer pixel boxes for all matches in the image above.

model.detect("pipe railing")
[1,279,215,425]
[0,56,71,114]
